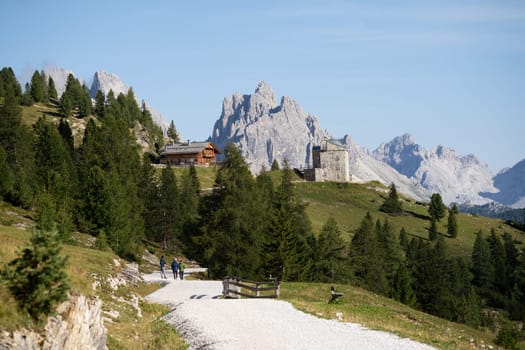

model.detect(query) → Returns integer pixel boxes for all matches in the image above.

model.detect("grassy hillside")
[281,282,518,349]
[0,202,186,349]
[295,180,524,256]
[183,167,523,257]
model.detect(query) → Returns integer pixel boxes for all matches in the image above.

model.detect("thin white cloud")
[261,1,525,23]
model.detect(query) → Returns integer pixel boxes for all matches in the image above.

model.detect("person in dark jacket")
[171,258,179,280]
[160,256,167,279]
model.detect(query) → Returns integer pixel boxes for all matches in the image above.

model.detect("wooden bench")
[329,286,343,303]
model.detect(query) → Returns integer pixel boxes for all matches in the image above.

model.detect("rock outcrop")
[210,81,329,173]
[0,296,107,350]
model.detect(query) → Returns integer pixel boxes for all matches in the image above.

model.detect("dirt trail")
[143,273,434,350]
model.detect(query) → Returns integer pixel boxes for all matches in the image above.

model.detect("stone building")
[304,139,350,182]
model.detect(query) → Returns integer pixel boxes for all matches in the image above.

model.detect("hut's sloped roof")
[160,142,221,156]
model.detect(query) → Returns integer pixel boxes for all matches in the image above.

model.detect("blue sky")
[2,0,524,172]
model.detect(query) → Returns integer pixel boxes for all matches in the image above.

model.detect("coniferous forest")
[1,66,525,341]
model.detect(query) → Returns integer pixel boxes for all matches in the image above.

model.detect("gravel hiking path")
[143,273,435,350]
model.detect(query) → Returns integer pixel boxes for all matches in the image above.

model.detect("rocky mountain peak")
[90,70,129,97]
[482,158,525,208]
[254,81,276,105]
[373,135,496,205]
[211,82,329,172]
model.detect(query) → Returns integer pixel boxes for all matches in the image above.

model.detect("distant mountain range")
[35,69,524,216]
[210,82,525,214]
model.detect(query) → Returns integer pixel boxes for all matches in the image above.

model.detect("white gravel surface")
[144,273,435,350]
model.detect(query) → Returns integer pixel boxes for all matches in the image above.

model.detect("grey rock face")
[211,81,330,173]
[482,159,525,208]
[0,296,107,350]
[373,133,497,205]
[90,70,129,97]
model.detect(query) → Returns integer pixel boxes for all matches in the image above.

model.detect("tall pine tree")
[311,217,347,282]
[349,212,388,294]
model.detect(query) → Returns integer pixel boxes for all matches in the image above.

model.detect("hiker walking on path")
[179,260,186,280]
[171,258,179,280]
[160,255,167,279]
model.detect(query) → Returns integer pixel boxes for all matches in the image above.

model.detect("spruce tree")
[471,230,494,296]
[488,229,507,297]
[503,232,519,289]
[392,263,416,306]
[429,219,438,241]
[411,238,452,318]
[138,153,161,243]
[193,144,264,279]
[271,159,280,171]
[39,70,49,102]
[381,218,404,292]
[21,83,33,106]
[1,228,69,320]
[180,165,201,220]
[399,227,409,252]
[30,70,44,103]
[448,257,482,326]
[94,90,105,119]
[167,120,180,142]
[0,146,13,198]
[312,217,347,282]
[265,162,314,281]
[57,119,74,155]
[447,208,458,238]
[78,85,92,117]
[159,165,181,250]
[428,193,447,221]
[48,77,58,101]
[349,212,388,294]
[0,67,22,100]
[512,249,525,320]
[0,91,36,207]
[380,183,402,214]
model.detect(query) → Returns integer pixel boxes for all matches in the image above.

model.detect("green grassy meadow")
[280,282,509,349]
